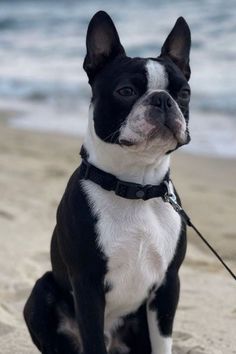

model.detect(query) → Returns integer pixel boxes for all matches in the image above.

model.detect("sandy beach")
[0,117,235,354]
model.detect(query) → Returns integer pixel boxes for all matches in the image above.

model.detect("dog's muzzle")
[119,90,187,146]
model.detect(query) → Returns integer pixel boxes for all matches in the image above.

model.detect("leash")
[163,181,236,281]
[79,148,236,282]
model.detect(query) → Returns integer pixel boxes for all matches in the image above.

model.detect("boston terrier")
[24,11,191,354]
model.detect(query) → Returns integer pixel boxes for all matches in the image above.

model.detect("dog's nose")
[149,92,172,111]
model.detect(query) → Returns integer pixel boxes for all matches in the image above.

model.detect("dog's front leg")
[70,273,107,354]
[146,272,180,354]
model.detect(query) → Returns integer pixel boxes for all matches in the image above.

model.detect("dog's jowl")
[24,11,191,354]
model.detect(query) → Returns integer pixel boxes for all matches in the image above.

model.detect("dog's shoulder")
[56,167,88,222]
[55,166,107,274]
[166,183,187,272]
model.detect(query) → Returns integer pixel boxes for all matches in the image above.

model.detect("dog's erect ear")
[160,17,191,80]
[83,11,125,81]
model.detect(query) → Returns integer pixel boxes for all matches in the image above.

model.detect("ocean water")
[0,0,236,157]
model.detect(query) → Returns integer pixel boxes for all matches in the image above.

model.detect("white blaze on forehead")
[146,60,168,91]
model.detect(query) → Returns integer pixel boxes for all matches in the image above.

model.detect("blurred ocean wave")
[0,0,236,157]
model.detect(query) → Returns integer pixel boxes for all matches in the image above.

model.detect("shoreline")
[1,98,236,160]
[0,116,235,353]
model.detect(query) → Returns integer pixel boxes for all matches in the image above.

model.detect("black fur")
[24,11,191,354]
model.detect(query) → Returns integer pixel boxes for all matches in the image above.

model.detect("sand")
[0,119,235,354]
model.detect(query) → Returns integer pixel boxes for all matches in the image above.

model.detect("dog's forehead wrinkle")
[146,60,168,91]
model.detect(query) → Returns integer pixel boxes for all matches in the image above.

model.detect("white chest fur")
[81,180,181,331]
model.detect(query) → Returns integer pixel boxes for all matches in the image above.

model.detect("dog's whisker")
[103,128,121,143]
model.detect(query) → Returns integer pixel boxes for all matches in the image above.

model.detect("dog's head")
[83,11,191,156]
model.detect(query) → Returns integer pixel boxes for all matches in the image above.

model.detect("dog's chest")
[82,181,181,327]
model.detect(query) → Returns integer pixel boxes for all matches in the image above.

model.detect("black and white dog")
[24,11,191,354]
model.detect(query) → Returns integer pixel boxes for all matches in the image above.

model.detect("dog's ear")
[83,11,125,82]
[160,17,191,80]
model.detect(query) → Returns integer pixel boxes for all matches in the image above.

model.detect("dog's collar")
[79,146,170,201]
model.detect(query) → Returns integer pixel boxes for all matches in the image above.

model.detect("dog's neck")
[83,117,171,186]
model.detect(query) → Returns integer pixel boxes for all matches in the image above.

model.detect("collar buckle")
[115,180,152,200]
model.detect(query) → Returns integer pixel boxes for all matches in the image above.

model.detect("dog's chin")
[119,123,188,151]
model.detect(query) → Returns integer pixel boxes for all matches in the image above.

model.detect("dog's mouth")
[119,118,187,148]
[163,119,187,144]
[119,139,135,147]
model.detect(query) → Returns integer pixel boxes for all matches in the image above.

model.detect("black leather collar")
[79,146,169,201]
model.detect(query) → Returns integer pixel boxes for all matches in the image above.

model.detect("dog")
[24,11,191,354]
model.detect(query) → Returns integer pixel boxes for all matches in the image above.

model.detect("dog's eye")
[178,88,190,101]
[117,87,136,97]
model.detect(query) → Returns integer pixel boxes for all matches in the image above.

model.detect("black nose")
[149,92,172,111]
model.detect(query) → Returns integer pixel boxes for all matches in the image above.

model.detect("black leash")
[163,181,236,281]
[79,149,236,282]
